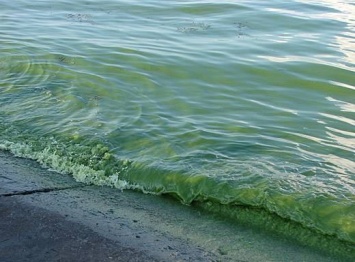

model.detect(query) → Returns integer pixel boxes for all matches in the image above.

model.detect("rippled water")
[1,0,354,248]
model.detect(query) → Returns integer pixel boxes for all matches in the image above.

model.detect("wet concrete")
[0,150,351,262]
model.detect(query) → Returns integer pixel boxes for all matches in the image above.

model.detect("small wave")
[1,129,354,248]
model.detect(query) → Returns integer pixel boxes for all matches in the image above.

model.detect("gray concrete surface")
[0,150,353,261]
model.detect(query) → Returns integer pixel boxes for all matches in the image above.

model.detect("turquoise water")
[1,0,354,249]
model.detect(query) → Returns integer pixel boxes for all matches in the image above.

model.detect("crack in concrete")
[0,185,87,197]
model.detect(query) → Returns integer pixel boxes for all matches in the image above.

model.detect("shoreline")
[0,150,352,261]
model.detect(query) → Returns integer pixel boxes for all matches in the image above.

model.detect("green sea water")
[1,0,354,252]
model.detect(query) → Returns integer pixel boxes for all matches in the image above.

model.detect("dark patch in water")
[234,22,250,38]
[177,21,211,33]
[56,55,75,65]
[65,13,95,25]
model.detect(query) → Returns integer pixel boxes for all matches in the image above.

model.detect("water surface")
[1,0,354,250]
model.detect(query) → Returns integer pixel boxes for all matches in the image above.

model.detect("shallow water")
[1,0,354,246]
